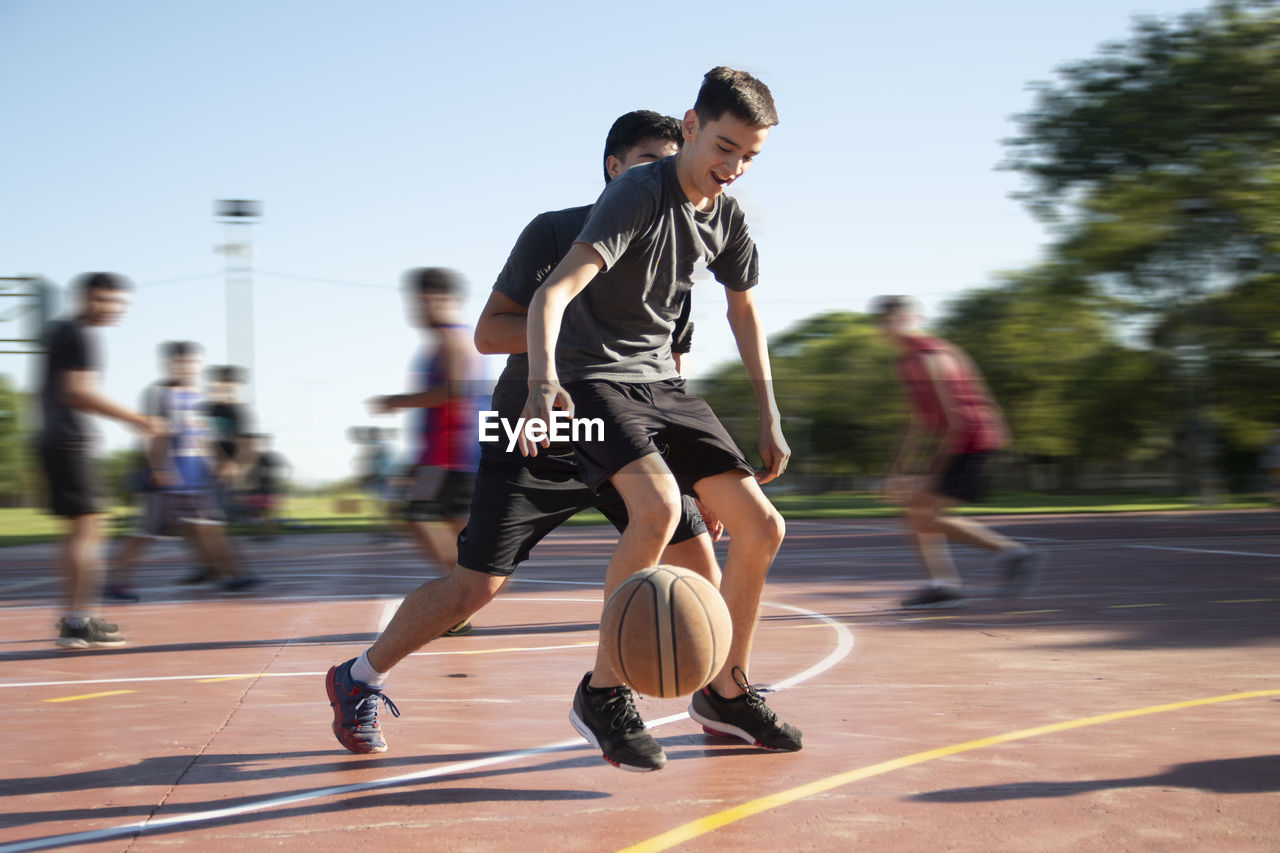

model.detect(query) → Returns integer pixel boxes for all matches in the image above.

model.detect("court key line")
[617,689,1280,853]
[1,601,853,852]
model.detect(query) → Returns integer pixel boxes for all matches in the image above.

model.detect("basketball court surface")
[2,510,1277,851]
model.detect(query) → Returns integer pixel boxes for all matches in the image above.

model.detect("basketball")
[598,565,732,698]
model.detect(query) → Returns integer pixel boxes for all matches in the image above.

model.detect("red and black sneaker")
[326,658,399,754]
[688,667,802,751]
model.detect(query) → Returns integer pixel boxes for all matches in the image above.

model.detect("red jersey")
[896,335,1006,454]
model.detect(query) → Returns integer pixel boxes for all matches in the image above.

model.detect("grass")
[0,490,1271,549]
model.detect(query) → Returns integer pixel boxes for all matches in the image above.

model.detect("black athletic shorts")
[934,452,993,503]
[39,443,103,518]
[455,456,708,577]
[563,377,754,494]
[405,466,475,522]
[137,490,225,537]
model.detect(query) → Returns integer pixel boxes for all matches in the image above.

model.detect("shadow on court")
[913,754,1280,801]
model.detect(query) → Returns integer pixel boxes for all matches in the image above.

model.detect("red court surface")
[1,511,1277,851]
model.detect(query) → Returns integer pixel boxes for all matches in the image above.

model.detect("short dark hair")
[207,364,246,383]
[72,272,131,295]
[693,66,778,128]
[161,340,201,359]
[403,267,466,297]
[869,295,915,321]
[602,110,682,183]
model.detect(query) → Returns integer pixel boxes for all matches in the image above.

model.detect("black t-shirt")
[206,401,248,462]
[39,320,99,449]
[486,204,694,468]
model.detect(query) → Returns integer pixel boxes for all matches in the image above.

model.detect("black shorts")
[455,456,708,577]
[404,466,475,522]
[137,490,225,537]
[563,377,754,494]
[39,444,103,518]
[934,452,993,503]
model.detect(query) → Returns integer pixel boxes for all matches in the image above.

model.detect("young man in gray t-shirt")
[520,67,802,769]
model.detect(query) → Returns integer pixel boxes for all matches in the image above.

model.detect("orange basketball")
[599,565,732,698]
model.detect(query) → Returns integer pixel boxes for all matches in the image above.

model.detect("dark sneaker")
[179,566,214,585]
[570,672,666,772]
[220,574,261,593]
[56,616,126,649]
[441,618,473,637]
[325,658,400,754]
[105,585,140,603]
[900,586,964,610]
[688,667,802,751]
[998,547,1046,598]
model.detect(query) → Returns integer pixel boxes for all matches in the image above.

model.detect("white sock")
[350,650,387,688]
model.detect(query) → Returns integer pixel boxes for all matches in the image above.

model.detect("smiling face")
[675,110,770,210]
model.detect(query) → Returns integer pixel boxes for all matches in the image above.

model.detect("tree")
[696,312,904,490]
[0,375,26,505]
[1004,0,1280,492]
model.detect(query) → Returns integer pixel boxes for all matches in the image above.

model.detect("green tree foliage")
[696,312,903,488]
[935,265,1167,463]
[0,375,26,505]
[1005,0,1280,298]
[1004,0,1280,483]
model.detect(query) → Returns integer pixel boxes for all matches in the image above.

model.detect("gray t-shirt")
[556,155,758,382]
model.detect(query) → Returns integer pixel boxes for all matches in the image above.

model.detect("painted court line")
[43,690,135,703]
[1128,544,1279,559]
[2,601,853,853]
[618,689,1280,853]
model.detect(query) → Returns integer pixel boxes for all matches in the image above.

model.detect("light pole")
[214,199,261,404]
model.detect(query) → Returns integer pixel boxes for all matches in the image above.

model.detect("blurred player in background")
[112,341,257,595]
[872,295,1045,609]
[37,273,157,648]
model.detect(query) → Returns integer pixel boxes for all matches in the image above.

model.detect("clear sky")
[0,0,1211,484]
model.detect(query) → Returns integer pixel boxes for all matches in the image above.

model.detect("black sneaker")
[220,574,261,594]
[179,566,214,585]
[998,547,1046,598]
[900,586,964,609]
[105,585,140,603]
[688,667,802,751]
[325,658,400,754]
[569,672,666,772]
[56,616,126,649]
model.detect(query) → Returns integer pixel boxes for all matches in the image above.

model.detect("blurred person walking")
[37,273,158,648]
[112,341,257,595]
[872,296,1045,609]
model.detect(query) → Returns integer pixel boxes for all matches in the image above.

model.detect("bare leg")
[406,518,465,576]
[366,567,508,673]
[63,513,106,613]
[110,534,150,589]
[588,453,681,688]
[692,470,785,699]
[660,533,721,588]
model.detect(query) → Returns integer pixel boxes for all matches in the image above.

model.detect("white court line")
[1128,545,1279,559]
[1,600,854,852]
[376,598,401,634]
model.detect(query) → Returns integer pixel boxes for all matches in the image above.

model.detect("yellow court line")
[44,690,135,703]
[1213,598,1276,604]
[1108,603,1165,609]
[619,689,1280,853]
